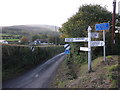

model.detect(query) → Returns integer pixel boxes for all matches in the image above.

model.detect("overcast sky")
[0,0,120,27]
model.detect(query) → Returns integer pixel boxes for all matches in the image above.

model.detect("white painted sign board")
[91,41,105,47]
[91,33,99,38]
[65,38,88,42]
[80,47,89,51]
[65,38,73,42]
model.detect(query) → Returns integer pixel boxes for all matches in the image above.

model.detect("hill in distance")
[1,24,61,41]
[1,24,60,38]
[2,24,59,33]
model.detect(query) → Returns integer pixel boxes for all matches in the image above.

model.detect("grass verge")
[51,55,119,88]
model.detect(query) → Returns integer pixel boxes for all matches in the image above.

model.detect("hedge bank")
[2,44,64,81]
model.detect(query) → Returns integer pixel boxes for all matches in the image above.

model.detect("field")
[0,33,21,41]
[3,39,19,41]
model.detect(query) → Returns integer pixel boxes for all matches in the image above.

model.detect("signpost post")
[88,26,92,72]
[103,30,106,61]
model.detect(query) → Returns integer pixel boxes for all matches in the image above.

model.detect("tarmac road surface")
[3,53,66,88]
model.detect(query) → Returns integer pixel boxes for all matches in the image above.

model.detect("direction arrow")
[91,41,105,47]
[80,47,89,51]
[65,38,88,42]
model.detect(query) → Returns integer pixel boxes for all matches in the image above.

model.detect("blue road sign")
[95,23,110,31]
[65,50,70,54]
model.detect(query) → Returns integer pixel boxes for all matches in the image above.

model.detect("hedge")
[2,44,64,81]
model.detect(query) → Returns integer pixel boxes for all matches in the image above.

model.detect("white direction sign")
[80,47,89,51]
[91,41,105,47]
[65,38,88,42]
[91,33,99,38]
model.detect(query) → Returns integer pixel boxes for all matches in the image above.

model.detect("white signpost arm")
[103,30,106,61]
[88,26,92,72]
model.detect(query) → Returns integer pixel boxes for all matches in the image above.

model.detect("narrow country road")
[3,53,66,88]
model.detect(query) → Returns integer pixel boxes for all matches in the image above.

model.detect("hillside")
[50,55,119,88]
[0,24,62,43]
[2,24,60,35]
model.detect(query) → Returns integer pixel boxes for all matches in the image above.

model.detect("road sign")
[65,46,70,50]
[65,38,73,42]
[95,23,110,31]
[64,44,70,50]
[80,47,89,51]
[65,38,88,42]
[91,41,105,47]
[30,46,35,52]
[91,32,99,38]
[65,49,70,54]
[64,44,69,48]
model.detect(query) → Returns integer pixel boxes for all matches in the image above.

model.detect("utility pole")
[111,0,116,53]
[112,0,116,44]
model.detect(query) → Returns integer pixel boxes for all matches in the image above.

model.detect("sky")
[0,0,120,27]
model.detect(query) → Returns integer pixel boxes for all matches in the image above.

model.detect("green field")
[4,39,19,41]
[0,33,21,41]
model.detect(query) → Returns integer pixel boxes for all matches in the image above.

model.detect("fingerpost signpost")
[65,23,110,72]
